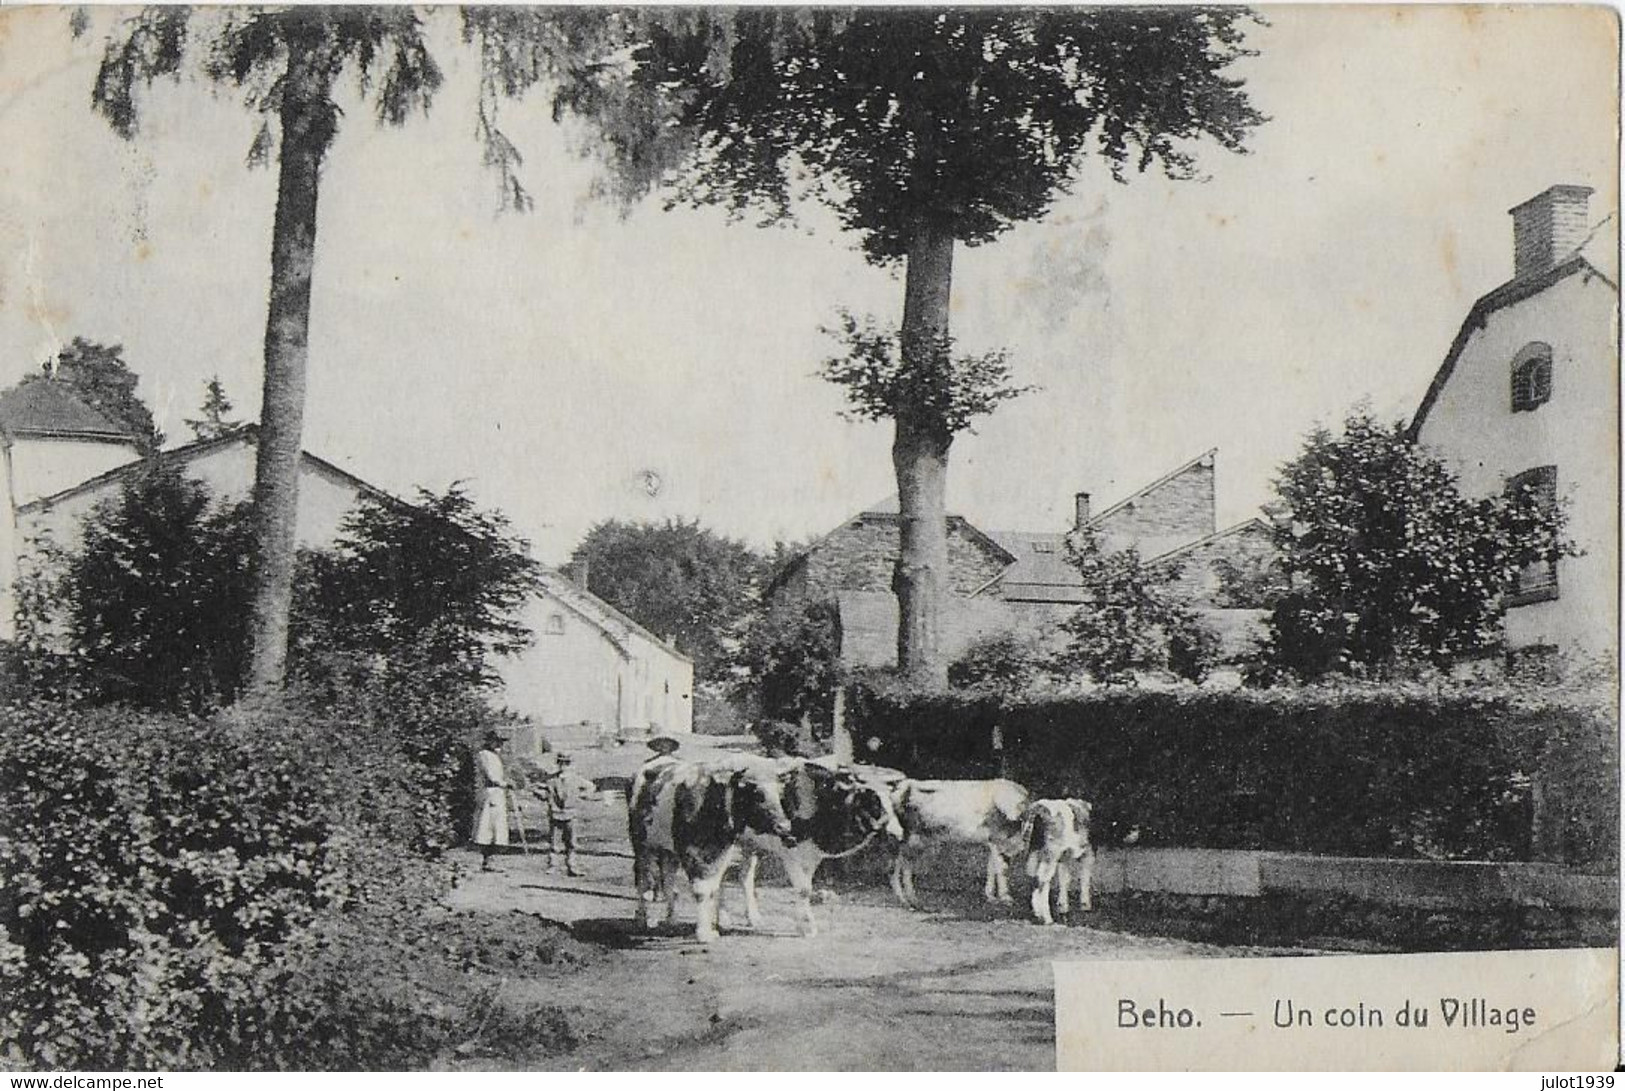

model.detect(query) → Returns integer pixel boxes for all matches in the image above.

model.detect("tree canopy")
[22,338,161,452]
[567,518,771,683]
[1259,412,1572,678]
[627,8,1264,262]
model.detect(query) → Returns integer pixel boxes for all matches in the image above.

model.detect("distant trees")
[21,338,161,453]
[184,377,240,441]
[619,8,1266,686]
[566,519,771,683]
[1257,412,1571,679]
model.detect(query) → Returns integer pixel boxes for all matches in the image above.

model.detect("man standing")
[538,753,595,876]
[472,729,510,873]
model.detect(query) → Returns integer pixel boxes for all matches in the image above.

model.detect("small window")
[545,613,566,635]
[1510,343,1553,412]
[1505,466,1559,605]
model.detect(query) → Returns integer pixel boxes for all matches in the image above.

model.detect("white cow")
[889,778,1031,908]
[1021,798,1095,925]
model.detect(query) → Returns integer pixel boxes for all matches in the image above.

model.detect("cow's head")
[834,770,905,844]
[729,766,795,843]
[1067,798,1094,846]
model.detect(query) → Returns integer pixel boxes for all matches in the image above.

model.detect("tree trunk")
[244,51,333,701]
[892,226,955,688]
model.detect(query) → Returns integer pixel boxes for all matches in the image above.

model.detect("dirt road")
[449,762,1304,1071]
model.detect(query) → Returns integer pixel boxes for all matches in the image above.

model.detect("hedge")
[847,684,1617,869]
[0,697,588,1069]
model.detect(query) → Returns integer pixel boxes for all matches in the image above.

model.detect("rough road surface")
[447,737,1305,1070]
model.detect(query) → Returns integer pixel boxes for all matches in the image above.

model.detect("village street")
[445,737,1306,1071]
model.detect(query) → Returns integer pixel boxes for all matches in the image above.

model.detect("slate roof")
[0,381,137,441]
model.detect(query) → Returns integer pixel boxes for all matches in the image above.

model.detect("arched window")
[1510,343,1553,412]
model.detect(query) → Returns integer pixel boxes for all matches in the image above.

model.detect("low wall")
[1093,848,1615,913]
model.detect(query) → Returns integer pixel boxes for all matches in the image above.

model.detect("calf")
[1022,798,1095,925]
[737,762,905,936]
[889,778,1031,908]
[628,756,795,941]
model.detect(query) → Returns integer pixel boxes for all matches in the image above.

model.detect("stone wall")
[798,514,1010,601]
[1093,454,1217,559]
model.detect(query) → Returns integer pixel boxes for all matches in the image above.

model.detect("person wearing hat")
[645,735,681,760]
[535,752,595,876]
[471,730,511,872]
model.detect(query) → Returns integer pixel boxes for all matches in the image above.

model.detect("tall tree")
[21,338,161,453]
[567,518,770,683]
[614,9,1265,685]
[85,7,445,700]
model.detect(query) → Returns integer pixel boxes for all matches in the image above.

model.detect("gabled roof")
[1086,448,1217,525]
[536,570,692,665]
[1408,255,1619,439]
[0,381,139,442]
[1147,517,1274,566]
[16,424,400,515]
[764,498,1018,596]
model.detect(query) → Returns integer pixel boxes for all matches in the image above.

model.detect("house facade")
[770,450,1277,669]
[1409,184,1619,662]
[0,398,693,734]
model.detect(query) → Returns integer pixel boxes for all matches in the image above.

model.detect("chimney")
[1509,185,1593,279]
[1074,492,1091,529]
[570,558,590,591]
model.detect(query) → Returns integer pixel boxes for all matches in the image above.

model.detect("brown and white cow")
[628,755,796,942]
[889,778,1031,908]
[1021,798,1095,925]
[737,761,905,936]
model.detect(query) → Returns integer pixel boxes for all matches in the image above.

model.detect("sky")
[0,5,1617,565]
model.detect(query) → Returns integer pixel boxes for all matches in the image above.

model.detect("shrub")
[847,681,1615,868]
[0,698,477,1069]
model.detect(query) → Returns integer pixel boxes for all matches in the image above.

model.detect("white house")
[1409,184,1619,662]
[0,398,693,734]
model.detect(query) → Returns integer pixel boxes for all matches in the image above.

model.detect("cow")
[1021,798,1095,925]
[628,755,796,942]
[889,778,1031,909]
[736,761,905,936]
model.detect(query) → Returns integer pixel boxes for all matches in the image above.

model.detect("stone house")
[770,449,1277,669]
[0,399,693,734]
[1408,183,1618,663]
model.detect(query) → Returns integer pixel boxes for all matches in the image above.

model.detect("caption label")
[1055,947,1617,1071]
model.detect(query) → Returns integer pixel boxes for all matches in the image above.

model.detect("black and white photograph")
[0,3,1617,1074]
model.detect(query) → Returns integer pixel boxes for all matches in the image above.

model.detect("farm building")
[0,402,693,735]
[1409,184,1619,664]
[769,449,1277,670]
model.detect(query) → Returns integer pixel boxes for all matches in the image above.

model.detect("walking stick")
[507,788,531,855]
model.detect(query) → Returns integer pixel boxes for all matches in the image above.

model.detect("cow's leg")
[985,847,1013,903]
[661,854,681,928]
[781,849,818,937]
[691,846,737,943]
[1076,848,1095,913]
[902,851,921,908]
[1029,855,1057,925]
[1054,858,1071,917]
[742,852,764,929]
[891,848,918,909]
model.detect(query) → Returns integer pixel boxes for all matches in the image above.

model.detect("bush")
[0,698,592,1069]
[847,681,1616,868]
